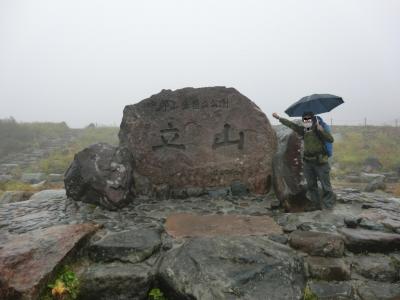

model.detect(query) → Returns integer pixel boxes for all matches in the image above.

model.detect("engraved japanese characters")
[119,87,277,195]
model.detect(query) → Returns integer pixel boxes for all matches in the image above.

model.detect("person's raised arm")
[272,112,303,136]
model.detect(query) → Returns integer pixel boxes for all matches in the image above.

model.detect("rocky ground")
[0,133,79,184]
[1,186,400,300]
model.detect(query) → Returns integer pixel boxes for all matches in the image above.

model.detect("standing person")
[272,111,336,210]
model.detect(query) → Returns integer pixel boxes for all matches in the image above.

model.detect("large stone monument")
[119,87,277,196]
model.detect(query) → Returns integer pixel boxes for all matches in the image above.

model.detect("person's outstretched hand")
[272,112,280,120]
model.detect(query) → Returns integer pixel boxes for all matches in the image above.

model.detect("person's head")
[302,111,315,128]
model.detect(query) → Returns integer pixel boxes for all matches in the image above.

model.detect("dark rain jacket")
[279,117,334,164]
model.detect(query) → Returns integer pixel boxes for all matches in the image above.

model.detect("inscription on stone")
[156,99,177,112]
[119,87,277,194]
[152,122,186,151]
[149,97,229,112]
[212,124,244,150]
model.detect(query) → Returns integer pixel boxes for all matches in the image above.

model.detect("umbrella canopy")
[285,94,344,117]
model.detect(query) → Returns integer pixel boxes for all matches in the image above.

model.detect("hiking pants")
[303,161,336,209]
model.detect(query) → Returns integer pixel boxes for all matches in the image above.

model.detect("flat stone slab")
[339,228,400,253]
[306,257,350,281]
[88,228,161,263]
[308,281,354,300]
[165,213,282,238]
[350,253,398,282]
[158,236,306,299]
[356,280,400,300]
[289,230,344,257]
[0,223,99,300]
[79,262,154,300]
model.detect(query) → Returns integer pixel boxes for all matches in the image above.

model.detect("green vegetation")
[35,126,119,175]
[0,180,39,192]
[40,266,80,300]
[0,118,119,176]
[148,288,168,300]
[38,126,119,174]
[0,117,70,157]
[303,284,318,300]
[73,126,119,147]
[332,126,400,173]
[0,180,63,194]
[38,151,75,175]
[1,118,400,183]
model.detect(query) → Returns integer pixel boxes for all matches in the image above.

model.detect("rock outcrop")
[158,236,306,299]
[119,87,277,196]
[1,187,400,299]
[272,124,310,212]
[64,143,135,210]
[88,228,161,264]
[363,156,383,172]
[0,223,99,300]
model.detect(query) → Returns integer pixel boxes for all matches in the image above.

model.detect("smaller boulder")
[351,254,398,282]
[289,230,344,257]
[230,180,249,196]
[79,262,154,300]
[339,228,400,253]
[364,176,386,192]
[307,281,354,300]
[363,157,382,173]
[356,280,400,300]
[64,143,135,210]
[88,228,161,263]
[0,224,99,300]
[344,216,361,228]
[306,257,351,281]
[20,173,46,184]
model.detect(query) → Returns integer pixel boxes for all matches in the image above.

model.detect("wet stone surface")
[165,213,282,238]
[1,187,400,300]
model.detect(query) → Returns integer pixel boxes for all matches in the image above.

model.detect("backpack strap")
[313,119,330,156]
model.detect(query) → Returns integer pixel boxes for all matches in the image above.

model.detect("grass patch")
[0,180,39,192]
[0,118,70,158]
[40,266,80,300]
[148,288,168,300]
[333,126,400,172]
[34,126,119,175]
[303,283,318,300]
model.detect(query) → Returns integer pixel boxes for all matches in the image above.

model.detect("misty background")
[0,0,399,128]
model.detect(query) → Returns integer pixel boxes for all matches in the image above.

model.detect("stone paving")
[1,187,400,299]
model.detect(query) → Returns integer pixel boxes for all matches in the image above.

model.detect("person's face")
[303,115,313,128]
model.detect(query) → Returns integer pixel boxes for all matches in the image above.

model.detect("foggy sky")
[1,0,399,128]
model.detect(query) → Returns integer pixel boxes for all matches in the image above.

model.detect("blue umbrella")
[285,94,344,117]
